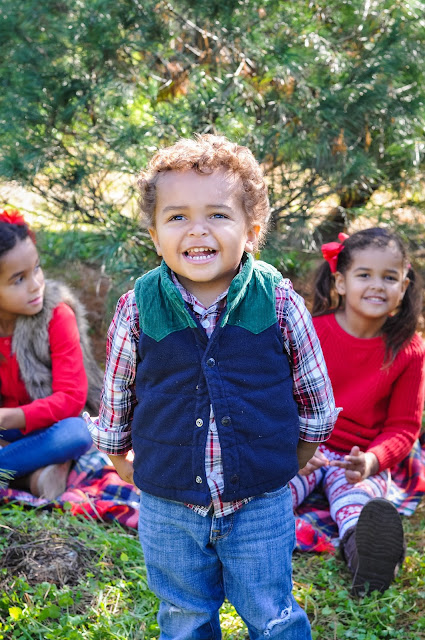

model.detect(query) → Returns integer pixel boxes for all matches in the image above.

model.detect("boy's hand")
[329,446,379,484]
[296,440,320,472]
[298,448,330,476]
[108,453,135,486]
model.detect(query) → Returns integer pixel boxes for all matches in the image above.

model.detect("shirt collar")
[171,271,230,314]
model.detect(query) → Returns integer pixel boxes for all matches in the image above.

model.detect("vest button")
[206,358,216,367]
[221,416,231,426]
[195,476,203,484]
[196,418,203,427]
[230,474,239,484]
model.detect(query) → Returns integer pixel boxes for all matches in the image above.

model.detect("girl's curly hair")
[137,134,270,249]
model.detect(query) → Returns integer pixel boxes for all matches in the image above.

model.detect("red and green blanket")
[1,439,424,554]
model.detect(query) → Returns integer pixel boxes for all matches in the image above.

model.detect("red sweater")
[313,313,425,470]
[0,303,88,434]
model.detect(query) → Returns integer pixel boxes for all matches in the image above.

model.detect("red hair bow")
[321,232,349,273]
[0,209,27,226]
[0,209,36,242]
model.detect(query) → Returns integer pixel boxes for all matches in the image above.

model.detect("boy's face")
[149,169,260,306]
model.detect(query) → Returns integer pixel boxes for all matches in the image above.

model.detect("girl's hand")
[298,449,330,476]
[329,446,379,483]
[108,453,135,486]
[0,407,25,430]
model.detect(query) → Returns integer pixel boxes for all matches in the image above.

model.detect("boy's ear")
[148,227,162,256]
[244,224,261,254]
[334,271,346,296]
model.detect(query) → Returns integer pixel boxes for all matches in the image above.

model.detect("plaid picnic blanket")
[1,439,424,554]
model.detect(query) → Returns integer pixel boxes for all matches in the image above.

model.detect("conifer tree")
[1,0,424,243]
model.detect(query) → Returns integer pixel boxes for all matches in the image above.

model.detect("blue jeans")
[0,417,93,477]
[138,484,312,640]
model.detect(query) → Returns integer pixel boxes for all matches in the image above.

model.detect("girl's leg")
[217,485,311,640]
[323,463,389,540]
[0,417,92,477]
[289,443,327,509]
[138,491,223,640]
[323,460,403,595]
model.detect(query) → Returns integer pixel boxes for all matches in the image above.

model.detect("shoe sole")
[352,498,404,596]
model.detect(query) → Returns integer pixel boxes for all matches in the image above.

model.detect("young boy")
[89,135,339,639]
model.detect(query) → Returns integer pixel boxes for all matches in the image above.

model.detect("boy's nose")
[188,222,208,236]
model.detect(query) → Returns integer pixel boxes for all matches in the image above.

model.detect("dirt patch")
[0,525,98,587]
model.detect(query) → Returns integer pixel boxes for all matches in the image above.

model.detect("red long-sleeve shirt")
[0,303,88,433]
[313,313,425,470]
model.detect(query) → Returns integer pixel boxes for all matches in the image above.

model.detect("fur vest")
[12,279,103,415]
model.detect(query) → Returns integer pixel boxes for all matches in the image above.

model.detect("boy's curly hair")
[137,134,270,249]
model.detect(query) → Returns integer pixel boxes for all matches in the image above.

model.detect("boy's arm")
[297,440,319,470]
[86,291,139,457]
[277,282,340,444]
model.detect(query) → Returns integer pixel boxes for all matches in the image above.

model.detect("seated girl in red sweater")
[290,227,425,596]
[0,210,102,500]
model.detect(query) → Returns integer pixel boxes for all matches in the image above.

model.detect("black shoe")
[351,498,405,596]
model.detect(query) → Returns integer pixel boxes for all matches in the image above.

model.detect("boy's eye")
[14,276,24,285]
[211,213,227,219]
[169,214,185,221]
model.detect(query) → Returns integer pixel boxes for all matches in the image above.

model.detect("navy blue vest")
[132,255,300,504]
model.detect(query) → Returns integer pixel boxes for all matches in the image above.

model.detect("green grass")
[0,503,424,639]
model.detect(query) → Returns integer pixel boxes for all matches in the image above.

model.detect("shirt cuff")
[298,407,342,442]
[83,412,133,456]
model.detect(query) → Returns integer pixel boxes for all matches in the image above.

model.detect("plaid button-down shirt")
[89,273,339,518]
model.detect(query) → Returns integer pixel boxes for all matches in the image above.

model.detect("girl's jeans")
[0,417,93,477]
[138,484,312,640]
[290,444,390,540]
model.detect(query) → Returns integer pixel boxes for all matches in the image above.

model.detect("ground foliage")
[0,502,424,639]
[1,0,425,247]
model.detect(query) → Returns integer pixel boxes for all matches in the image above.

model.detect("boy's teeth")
[185,247,216,261]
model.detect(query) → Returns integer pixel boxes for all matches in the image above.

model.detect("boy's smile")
[149,169,260,307]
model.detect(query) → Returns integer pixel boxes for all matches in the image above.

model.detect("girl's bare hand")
[0,407,25,430]
[329,446,379,484]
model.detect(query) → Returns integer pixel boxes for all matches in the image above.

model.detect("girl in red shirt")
[0,210,100,500]
[290,227,425,596]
